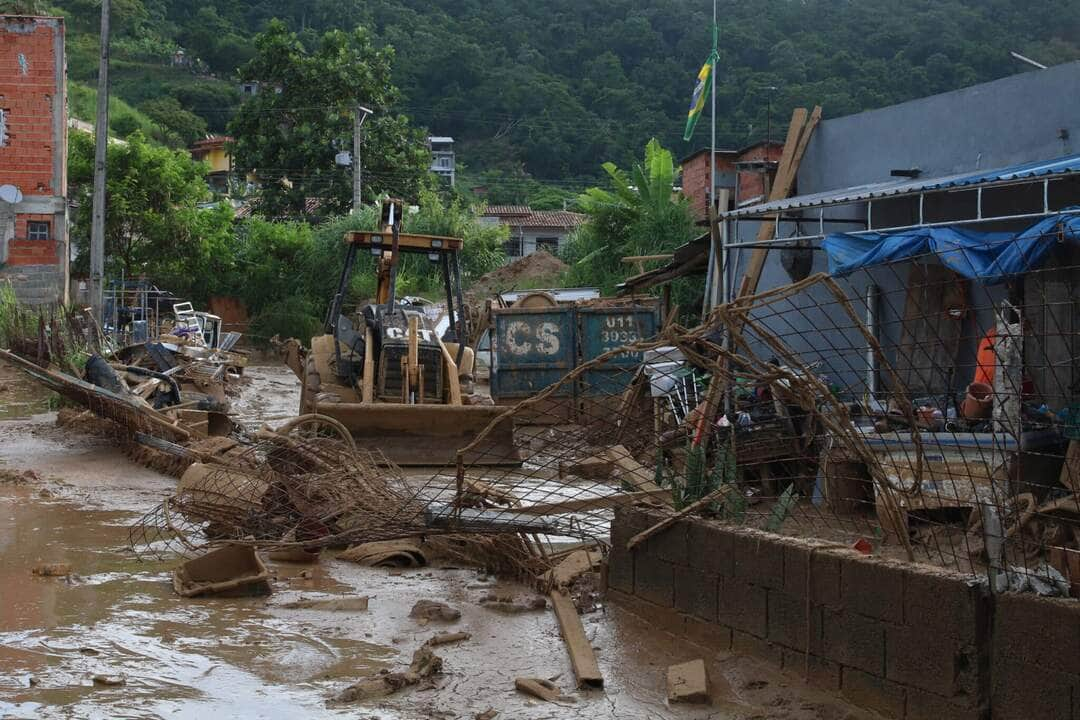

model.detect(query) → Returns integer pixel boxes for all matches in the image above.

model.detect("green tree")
[562,138,695,294]
[140,96,210,147]
[68,131,232,280]
[227,20,431,219]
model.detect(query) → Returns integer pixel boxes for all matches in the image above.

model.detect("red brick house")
[0,15,67,305]
[679,141,783,220]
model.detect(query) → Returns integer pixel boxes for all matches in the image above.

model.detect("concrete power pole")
[352,106,362,212]
[89,0,111,320]
[352,105,372,213]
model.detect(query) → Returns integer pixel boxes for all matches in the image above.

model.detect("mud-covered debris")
[475,709,497,720]
[409,599,461,624]
[514,677,567,703]
[172,544,272,598]
[280,595,369,611]
[478,593,547,614]
[32,562,70,577]
[333,645,443,703]
[424,631,471,647]
[92,674,126,687]
[339,539,427,568]
[667,659,709,704]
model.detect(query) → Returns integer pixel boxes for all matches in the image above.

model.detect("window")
[27,221,50,241]
[536,236,559,253]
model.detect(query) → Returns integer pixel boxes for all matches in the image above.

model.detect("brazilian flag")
[683,52,718,141]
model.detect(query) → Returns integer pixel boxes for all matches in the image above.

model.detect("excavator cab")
[296,199,519,467]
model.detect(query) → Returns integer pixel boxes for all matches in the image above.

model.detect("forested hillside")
[35,0,1080,193]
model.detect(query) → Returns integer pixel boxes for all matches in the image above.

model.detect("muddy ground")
[0,363,872,720]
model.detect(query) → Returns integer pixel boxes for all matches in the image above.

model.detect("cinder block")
[991,658,1075,720]
[905,687,984,720]
[730,531,785,590]
[840,666,906,719]
[767,590,823,654]
[606,544,634,594]
[821,608,885,675]
[674,565,718,622]
[886,624,979,701]
[683,615,732,652]
[634,551,674,608]
[611,506,652,550]
[840,555,905,623]
[687,519,733,577]
[783,544,842,608]
[780,648,841,691]
[647,520,689,565]
[606,588,681,635]
[716,576,767,638]
[993,592,1080,677]
[731,629,782,667]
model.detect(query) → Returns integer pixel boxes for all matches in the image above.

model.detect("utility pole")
[89,0,110,321]
[352,104,373,213]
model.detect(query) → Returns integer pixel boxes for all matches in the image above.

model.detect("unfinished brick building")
[0,15,67,305]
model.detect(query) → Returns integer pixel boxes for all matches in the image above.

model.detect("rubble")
[667,659,710,704]
[279,595,369,611]
[333,645,443,703]
[514,677,566,703]
[409,599,461,624]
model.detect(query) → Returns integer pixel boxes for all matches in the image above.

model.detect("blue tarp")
[823,212,1080,284]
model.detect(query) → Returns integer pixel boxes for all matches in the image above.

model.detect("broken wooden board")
[605,444,665,495]
[510,488,671,516]
[667,659,710,704]
[539,549,602,588]
[549,589,603,688]
[514,677,564,702]
[736,106,822,300]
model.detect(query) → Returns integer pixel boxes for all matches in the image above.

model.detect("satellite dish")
[0,185,22,204]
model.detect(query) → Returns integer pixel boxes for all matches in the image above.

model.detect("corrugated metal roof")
[724,153,1080,219]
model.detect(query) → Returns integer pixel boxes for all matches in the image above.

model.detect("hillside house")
[481,205,586,261]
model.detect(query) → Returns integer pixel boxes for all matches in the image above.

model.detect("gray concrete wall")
[0,263,65,306]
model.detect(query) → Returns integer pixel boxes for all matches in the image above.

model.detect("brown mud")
[0,364,872,719]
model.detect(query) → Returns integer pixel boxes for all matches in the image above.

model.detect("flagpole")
[709,0,716,218]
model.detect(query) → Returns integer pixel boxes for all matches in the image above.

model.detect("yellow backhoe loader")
[289,199,519,467]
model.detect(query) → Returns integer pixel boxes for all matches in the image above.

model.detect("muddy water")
[0,364,872,719]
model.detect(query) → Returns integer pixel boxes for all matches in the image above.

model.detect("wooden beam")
[436,336,462,405]
[549,589,603,688]
[736,106,822,300]
[509,488,672,516]
[626,484,737,551]
[361,327,374,403]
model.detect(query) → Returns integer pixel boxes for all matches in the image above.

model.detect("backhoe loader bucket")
[301,400,520,467]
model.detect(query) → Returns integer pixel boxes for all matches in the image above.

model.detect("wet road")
[0,364,871,720]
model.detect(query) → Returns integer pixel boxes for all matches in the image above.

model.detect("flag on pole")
[683,51,718,141]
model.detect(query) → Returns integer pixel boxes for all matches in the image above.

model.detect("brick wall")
[608,506,1080,719]
[681,151,737,219]
[7,212,58,265]
[0,16,63,196]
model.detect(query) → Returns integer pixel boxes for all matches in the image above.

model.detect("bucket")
[962,382,993,419]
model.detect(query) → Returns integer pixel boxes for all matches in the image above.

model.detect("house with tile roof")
[480,205,586,261]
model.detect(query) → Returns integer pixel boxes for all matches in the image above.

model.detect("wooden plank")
[510,488,672,516]
[737,106,822,300]
[539,549,602,588]
[361,327,374,403]
[549,589,603,688]
[605,444,664,494]
[626,484,737,551]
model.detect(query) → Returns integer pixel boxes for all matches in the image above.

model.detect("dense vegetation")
[31,0,1080,203]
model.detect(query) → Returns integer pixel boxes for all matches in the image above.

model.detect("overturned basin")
[173,544,272,598]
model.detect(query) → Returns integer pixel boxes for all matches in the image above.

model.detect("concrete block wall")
[0,263,63,305]
[608,506,1080,719]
